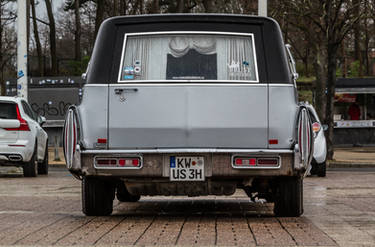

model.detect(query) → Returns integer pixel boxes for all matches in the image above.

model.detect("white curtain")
[122,35,257,82]
[168,36,216,57]
[217,37,256,81]
[122,37,169,80]
[122,38,150,80]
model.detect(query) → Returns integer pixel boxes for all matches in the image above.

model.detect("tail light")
[235,158,256,166]
[95,157,142,168]
[97,138,107,144]
[312,122,321,133]
[233,156,279,168]
[5,105,30,131]
[269,139,279,145]
[97,159,117,166]
[257,158,279,166]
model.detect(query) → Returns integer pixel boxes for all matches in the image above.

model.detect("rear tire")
[38,142,49,175]
[82,177,115,216]
[317,162,326,177]
[23,146,38,177]
[274,177,303,217]
[116,182,140,202]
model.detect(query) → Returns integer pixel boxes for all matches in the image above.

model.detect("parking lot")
[0,167,374,246]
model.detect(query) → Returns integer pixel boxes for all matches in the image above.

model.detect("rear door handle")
[114,88,138,95]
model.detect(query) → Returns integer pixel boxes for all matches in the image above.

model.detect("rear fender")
[294,104,314,175]
[63,105,82,178]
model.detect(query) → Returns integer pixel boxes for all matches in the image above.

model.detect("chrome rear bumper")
[69,148,304,178]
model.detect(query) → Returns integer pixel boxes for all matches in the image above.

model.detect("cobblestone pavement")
[0,168,374,246]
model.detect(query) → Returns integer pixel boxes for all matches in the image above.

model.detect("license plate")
[170,156,204,181]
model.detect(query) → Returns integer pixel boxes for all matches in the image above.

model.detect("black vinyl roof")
[87,14,291,84]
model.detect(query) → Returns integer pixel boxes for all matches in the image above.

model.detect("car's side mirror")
[38,116,46,126]
[322,124,328,131]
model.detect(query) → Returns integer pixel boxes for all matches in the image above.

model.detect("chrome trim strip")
[82,148,293,154]
[231,155,281,169]
[268,84,294,87]
[84,84,109,87]
[85,83,293,87]
[108,83,267,87]
[117,31,259,83]
[93,154,143,170]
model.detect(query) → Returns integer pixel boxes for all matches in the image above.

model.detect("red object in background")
[348,103,360,120]
[335,93,356,103]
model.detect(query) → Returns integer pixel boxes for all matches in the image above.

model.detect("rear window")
[118,32,258,83]
[0,102,17,119]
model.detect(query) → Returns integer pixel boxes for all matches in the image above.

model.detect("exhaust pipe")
[8,155,23,162]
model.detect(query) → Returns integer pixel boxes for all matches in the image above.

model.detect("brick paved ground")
[0,168,374,246]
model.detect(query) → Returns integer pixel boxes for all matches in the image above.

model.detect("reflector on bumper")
[232,156,280,168]
[94,156,142,169]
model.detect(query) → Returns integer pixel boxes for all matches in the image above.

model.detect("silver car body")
[64,15,315,202]
[306,104,327,164]
[78,83,296,150]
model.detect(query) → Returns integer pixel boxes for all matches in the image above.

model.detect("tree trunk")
[353,0,363,76]
[149,0,160,14]
[364,24,369,75]
[138,0,143,14]
[203,0,215,13]
[30,0,43,76]
[120,0,126,15]
[45,0,57,75]
[325,44,339,160]
[176,0,185,13]
[313,44,327,122]
[94,0,105,40]
[341,39,347,77]
[74,0,81,61]
[113,0,119,16]
[363,0,369,75]
[26,0,30,75]
[0,2,4,96]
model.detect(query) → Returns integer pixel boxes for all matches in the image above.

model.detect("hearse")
[63,14,314,217]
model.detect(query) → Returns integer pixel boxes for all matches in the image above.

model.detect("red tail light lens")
[96,157,141,168]
[5,104,30,131]
[97,138,107,144]
[233,156,279,168]
[269,139,278,145]
[132,159,139,166]
[312,122,321,133]
[233,157,256,166]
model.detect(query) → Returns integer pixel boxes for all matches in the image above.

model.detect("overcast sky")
[6,1,64,21]
[35,0,64,19]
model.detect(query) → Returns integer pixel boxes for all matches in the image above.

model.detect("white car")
[306,103,327,177]
[0,96,49,177]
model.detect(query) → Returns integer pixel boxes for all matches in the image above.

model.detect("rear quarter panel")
[268,84,298,149]
[79,85,108,149]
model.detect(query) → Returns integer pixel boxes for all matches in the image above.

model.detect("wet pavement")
[0,167,374,246]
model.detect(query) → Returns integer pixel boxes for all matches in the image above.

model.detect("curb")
[328,162,375,168]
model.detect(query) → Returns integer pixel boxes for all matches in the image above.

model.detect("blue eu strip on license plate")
[170,156,176,168]
[170,156,205,181]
